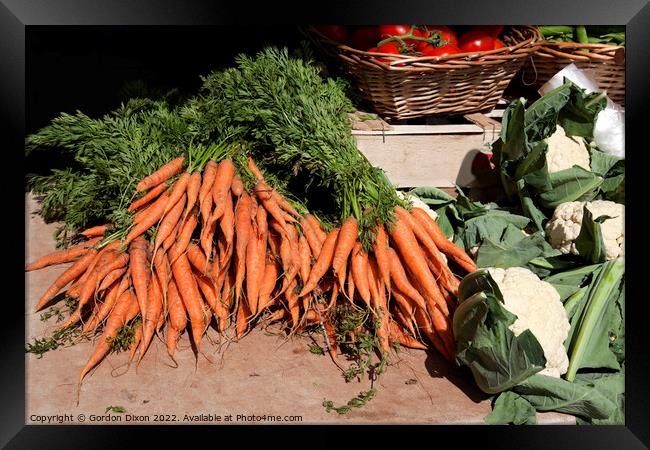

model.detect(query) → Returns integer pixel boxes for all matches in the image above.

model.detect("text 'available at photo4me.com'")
[29,412,304,424]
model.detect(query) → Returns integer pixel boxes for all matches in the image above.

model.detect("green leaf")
[460,211,531,250]
[409,186,455,206]
[524,83,572,143]
[476,228,549,269]
[538,166,603,208]
[557,89,607,138]
[589,148,623,177]
[575,206,610,264]
[454,288,547,395]
[516,179,548,231]
[485,391,537,425]
[545,263,602,301]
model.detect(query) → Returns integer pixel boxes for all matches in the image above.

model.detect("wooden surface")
[24,193,575,425]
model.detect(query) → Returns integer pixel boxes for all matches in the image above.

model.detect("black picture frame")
[3,0,648,447]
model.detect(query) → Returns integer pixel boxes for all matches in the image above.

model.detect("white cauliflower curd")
[396,191,438,221]
[487,267,570,378]
[545,200,624,260]
[545,124,591,173]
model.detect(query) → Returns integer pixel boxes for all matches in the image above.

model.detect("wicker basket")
[305,26,543,120]
[523,41,625,106]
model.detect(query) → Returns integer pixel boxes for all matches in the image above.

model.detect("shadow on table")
[423,350,490,404]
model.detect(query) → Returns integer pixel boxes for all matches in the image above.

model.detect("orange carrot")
[231,175,244,197]
[245,219,262,314]
[298,227,340,297]
[286,278,300,327]
[411,207,478,273]
[373,223,391,292]
[171,252,206,350]
[390,289,417,336]
[199,209,218,259]
[34,250,97,311]
[388,211,449,316]
[80,224,109,238]
[247,156,265,181]
[128,182,168,212]
[26,237,101,271]
[162,172,190,216]
[210,159,235,224]
[254,181,291,235]
[124,192,171,246]
[136,156,185,192]
[346,263,355,302]
[97,266,128,292]
[257,259,280,314]
[154,193,186,256]
[129,322,143,364]
[271,190,300,218]
[78,290,138,393]
[298,235,312,285]
[166,279,187,358]
[162,218,182,253]
[388,320,427,350]
[219,191,235,261]
[387,248,427,311]
[234,193,253,303]
[138,274,163,363]
[199,160,218,225]
[194,268,229,322]
[429,304,456,359]
[350,242,371,307]
[129,237,151,319]
[305,214,327,243]
[181,171,202,224]
[152,250,171,301]
[186,243,213,277]
[168,209,198,265]
[413,306,452,361]
[332,217,358,289]
[83,280,120,333]
[300,215,323,256]
[94,251,129,291]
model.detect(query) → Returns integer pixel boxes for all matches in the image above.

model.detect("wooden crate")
[352,103,505,189]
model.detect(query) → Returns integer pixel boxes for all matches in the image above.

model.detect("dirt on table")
[24,193,574,425]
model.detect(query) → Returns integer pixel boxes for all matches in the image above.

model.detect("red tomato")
[421,44,462,57]
[314,25,349,44]
[458,30,495,52]
[471,150,495,174]
[373,42,407,65]
[493,38,504,49]
[472,25,504,38]
[378,25,411,39]
[349,26,380,51]
[421,25,458,50]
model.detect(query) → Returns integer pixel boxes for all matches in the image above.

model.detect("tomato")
[458,30,495,53]
[471,150,495,174]
[471,25,504,38]
[421,44,462,57]
[378,25,411,39]
[314,25,349,44]
[349,26,380,51]
[493,38,504,50]
[372,42,407,65]
[421,25,458,50]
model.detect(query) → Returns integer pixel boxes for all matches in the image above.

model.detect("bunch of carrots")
[25,154,477,400]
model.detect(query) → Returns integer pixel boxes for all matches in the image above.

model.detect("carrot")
[387,248,427,311]
[186,243,213,278]
[80,224,109,238]
[305,214,327,243]
[390,288,417,336]
[235,300,251,339]
[389,211,449,316]
[300,215,323,256]
[154,193,186,256]
[257,259,280,314]
[411,207,478,273]
[373,224,391,292]
[346,263,355,302]
[221,267,235,310]
[210,159,235,224]
[199,160,218,225]
[331,217,358,289]
[75,250,118,312]
[245,220,263,314]
[271,190,300,218]
[219,191,235,262]
[171,252,206,351]
[152,250,171,301]
[286,278,300,327]
[78,290,138,395]
[194,268,229,322]
[388,320,427,350]
[369,256,391,353]
[350,242,371,307]
[231,175,244,197]
[429,304,456,359]
[166,279,187,358]
[128,322,143,364]
[26,237,101,271]
[247,156,265,181]
[138,275,163,363]
[168,209,198,265]
[97,266,128,292]
[322,314,338,360]
[412,306,452,361]
[254,181,291,235]
[34,250,97,311]
[124,192,171,246]
[94,252,129,291]
[83,279,120,333]
[129,237,151,319]
[162,172,190,216]
[266,308,287,323]
[181,171,202,223]
[298,227,340,297]
[297,235,312,285]
[234,193,253,303]
[408,268,449,326]
[128,182,168,212]
[136,156,185,192]
[162,218,181,254]
[199,210,218,259]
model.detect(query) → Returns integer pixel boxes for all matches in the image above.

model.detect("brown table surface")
[25,193,575,425]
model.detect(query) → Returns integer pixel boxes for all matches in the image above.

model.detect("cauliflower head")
[545,124,591,174]
[487,267,570,378]
[545,200,625,260]
[396,191,438,221]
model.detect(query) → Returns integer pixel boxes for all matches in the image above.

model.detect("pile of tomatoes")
[314,25,505,60]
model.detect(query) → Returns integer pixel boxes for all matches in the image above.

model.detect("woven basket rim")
[536,40,625,61]
[305,25,543,71]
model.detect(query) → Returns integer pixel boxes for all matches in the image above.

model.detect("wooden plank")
[352,124,497,136]
[355,132,499,188]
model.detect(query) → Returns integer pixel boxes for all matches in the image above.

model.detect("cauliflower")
[487,267,570,378]
[545,200,625,261]
[545,124,591,173]
[396,191,438,221]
